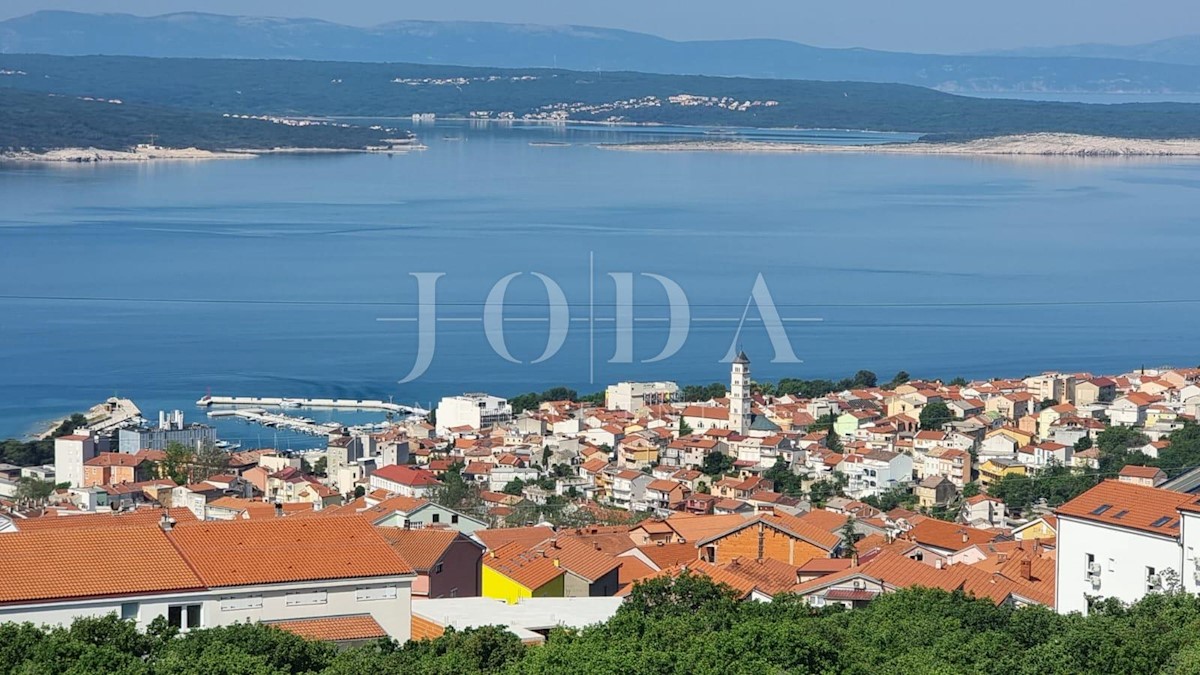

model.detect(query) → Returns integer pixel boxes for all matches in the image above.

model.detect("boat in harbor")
[279,399,302,409]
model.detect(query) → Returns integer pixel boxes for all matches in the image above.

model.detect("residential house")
[377,528,483,599]
[644,479,688,516]
[369,465,442,498]
[1075,378,1117,406]
[961,495,1007,529]
[0,516,415,641]
[915,476,956,509]
[1055,480,1195,614]
[482,541,566,604]
[1118,465,1168,488]
[1109,393,1160,427]
[608,470,653,512]
[534,538,622,597]
[694,512,840,566]
[979,458,1026,489]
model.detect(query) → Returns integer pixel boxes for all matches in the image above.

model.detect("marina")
[196,395,428,416]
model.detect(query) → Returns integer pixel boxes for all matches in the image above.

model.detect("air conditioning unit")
[1088,562,1102,575]
[1148,573,1163,590]
[1087,573,1101,588]
[852,579,865,589]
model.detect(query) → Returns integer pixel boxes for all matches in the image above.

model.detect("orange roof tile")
[537,538,621,582]
[904,518,999,552]
[798,509,850,533]
[0,525,203,604]
[267,614,387,642]
[483,541,565,590]
[476,525,556,551]
[635,542,699,570]
[1060,479,1190,536]
[166,516,413,587]
[375,528,465,571]
[697,512,841,551]
[721,557,802,595]
[11,508,196,531]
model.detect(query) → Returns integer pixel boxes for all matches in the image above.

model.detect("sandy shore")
[2,143,425,163]
[601,133,1200,157]
[1,146,253,163]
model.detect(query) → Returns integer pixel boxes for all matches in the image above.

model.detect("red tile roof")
[483,541,565,590]
[11,508,196,531]
[371,465,441,487]
[0,525,204,604]
[376,528,466,571]
[166,516,413,587]
[268,614,387,642]
[475,525,555,551]
[1059,479,1190,536]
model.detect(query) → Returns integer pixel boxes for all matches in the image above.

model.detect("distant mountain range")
[983,36,1200,67]
[5,11,1200,93]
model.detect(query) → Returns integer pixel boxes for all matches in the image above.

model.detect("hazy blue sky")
[2,1,1195,53]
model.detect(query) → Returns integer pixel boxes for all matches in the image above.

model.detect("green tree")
[885,370,911,388]
[919,401,954,431]
[678,417,693,436]
[962,482,981,499]
[701,451,734,477]
[14,477,55,504]
[809,479,839,508]
[159,441,194,485]
[502,478,526,496]
[839,516,858,559]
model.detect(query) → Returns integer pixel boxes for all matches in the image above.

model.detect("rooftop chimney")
[274,502,283,517]
[1019,558,1033,581]
[935,558,944,570]
[159,512,176,532]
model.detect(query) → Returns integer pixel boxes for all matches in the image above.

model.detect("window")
[285,591,328,607]
[120,602,138,621]
[434,562,444,574]
[1147,567,1159,592]
[449,588,458,598]
[432,513,441,523]
[451,514,459,524]
[167,604,201,630]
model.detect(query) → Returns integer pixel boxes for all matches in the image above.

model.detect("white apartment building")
[53,434,96,489]
[435,393,512,434]
[604,381,679,412]
[0,516,415,642]
[838,450,913,500]
[1056,480,1197,614]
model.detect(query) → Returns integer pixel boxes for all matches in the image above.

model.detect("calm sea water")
[2,122,1200,445]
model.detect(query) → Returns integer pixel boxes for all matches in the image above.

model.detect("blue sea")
[2,121,1200,446]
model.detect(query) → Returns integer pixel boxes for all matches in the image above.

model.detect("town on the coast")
[4,353,1200,641]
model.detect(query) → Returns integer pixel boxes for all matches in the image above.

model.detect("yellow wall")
[1014,520,1056,541]
[481,566,565,604]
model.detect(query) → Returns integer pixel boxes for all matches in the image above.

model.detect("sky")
[1,1,1196,54]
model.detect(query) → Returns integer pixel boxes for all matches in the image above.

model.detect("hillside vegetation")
[0,88,396,151]
[4,578,1200,674]
[3,55,1200,141]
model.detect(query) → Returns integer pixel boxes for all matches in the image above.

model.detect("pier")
[196,395,428,416]
[206,407,347,436]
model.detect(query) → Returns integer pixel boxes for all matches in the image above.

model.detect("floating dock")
[196,395,428,416]
[206,407,346,436]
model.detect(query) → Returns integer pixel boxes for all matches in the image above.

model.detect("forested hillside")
[4,54,1200,140]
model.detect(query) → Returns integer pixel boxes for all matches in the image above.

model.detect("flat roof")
[412,597,623,642]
